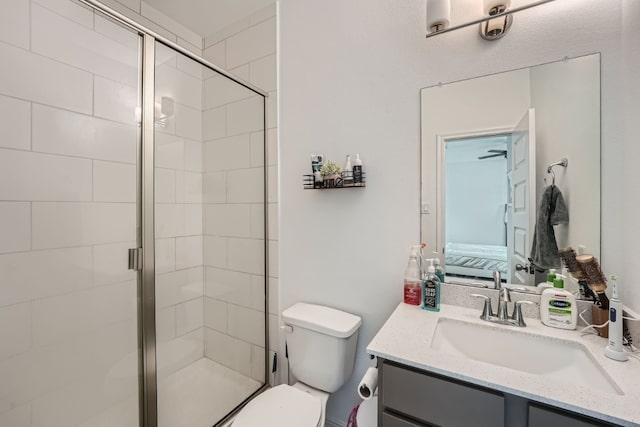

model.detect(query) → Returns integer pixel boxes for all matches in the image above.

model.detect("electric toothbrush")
[604,275,628,362]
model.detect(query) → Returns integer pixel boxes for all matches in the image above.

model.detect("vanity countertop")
[367,303,640,427]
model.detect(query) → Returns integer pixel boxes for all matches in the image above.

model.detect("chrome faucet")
[493,270,502,290]
[471,281,537,327]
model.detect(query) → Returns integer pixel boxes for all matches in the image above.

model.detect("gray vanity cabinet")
[378,359,621,427]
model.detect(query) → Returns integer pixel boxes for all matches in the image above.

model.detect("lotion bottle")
[421,259,441,312]
[537,269,556,290]
[540,274,577,330]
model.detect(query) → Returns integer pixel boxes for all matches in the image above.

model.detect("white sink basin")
[430,317,623,395]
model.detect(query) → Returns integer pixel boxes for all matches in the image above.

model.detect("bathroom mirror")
[420,53,600,292]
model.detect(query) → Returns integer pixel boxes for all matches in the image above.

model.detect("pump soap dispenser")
[540,274,577,330]
[421,259,441,312]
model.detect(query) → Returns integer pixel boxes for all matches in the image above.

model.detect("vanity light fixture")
[425,0,556,39]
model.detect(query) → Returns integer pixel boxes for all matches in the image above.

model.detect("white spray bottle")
[604,275,628,362]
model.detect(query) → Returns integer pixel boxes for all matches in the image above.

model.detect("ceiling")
[144,0,276,37]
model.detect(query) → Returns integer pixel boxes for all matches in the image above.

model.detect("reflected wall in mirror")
[421,54,600,292]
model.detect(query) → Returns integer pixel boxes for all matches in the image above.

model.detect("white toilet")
[232,302,362,427]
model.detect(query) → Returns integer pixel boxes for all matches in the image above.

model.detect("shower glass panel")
[0,3,142,427]
[154,41,267,427]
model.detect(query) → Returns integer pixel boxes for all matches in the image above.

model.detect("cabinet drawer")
[529,404,618,427]
[382,411,430,427]
[381,361,504,427]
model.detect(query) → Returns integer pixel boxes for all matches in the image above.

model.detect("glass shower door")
[0,4,142,427]
[153,41,267,427]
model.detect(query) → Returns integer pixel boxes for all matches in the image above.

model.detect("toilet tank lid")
[282,303,362,338]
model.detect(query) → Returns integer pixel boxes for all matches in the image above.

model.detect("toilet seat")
[232,384,322,427]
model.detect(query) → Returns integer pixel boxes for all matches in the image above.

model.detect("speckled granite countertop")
[367,303,640,427]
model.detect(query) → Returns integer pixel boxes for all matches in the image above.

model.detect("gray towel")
[530,184,569,269]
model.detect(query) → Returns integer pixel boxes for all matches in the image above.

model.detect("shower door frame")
[77,1,271,426]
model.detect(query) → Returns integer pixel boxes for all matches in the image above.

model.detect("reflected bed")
[445,242,508,279]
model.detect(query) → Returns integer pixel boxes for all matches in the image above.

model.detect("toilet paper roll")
[357,367,378,400]
[426,0,451,32]
[486,16,507,34]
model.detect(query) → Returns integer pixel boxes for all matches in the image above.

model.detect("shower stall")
[0,1,269,426]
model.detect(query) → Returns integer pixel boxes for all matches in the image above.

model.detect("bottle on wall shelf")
[422,259,441,312]
[404,245,424,306]
[343,155,353,184]
[540,274,577,330]
[352,154,363,184]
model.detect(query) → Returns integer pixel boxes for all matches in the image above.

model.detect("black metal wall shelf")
[303,172,366,190]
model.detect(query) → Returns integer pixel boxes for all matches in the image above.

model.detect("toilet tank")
[282,303,362,393]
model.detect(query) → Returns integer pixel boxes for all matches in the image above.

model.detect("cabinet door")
[529,404,617,427]
[382,411,431,427]
[381,361,505,427]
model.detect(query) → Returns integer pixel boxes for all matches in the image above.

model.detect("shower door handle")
[128,248,143,271]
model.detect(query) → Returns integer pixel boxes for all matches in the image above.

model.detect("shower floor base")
[81,358,261,427]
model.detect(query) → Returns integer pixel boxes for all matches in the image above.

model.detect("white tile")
[227,238,264,276]
[228,305,264,346]
[204,134,252,172]
[268,203,279,241]
[250,204,265,239]
[203,172,227,203]
[203,236,227,268]
[0,404,31,427]
[32,202,136,249]
[265,128,277,166]
[250,3,277,26]
[115,0,140,13]
[175,103,202,141]
[250,345,265,382]
[33,104,138,164]
[156,306,176,343]
[94,77,139,125]
[176,37,202,57]
[156,328,203,381]
[227,168,264,203]
[0,247,93,307]
[32,5,139,87]
[177,53,204,79]
[0,149,92,201]
[32,281,137,346]
[176,297,204,336]
[202,106,226,141]
[267,277,278,315]
[204,18,250,47]
[94,161,136,202]
[205,267,252,306]
[155,133,184,170]
[268,240,278,278]
[175,171,202,203]
[203,41,225,69]
[155,168,176,204]
[33,0,94,29]
[155,238,176,274]
[226,18,276,69]
[229,64,250,81]
[155,204,185,238]
[184,204,203,236]
[0,202,30,254]
[250,131,266,168]
[226,96,264,136]
[204,329,251,377]
[204,74,254,109]
[0,42,92,113]
[175,235,203,270]
[140,1,202,48]
[156,267,203,308]
[0,302,31,360]
[249,275,266,312]
[249,54,276,92]
[0,94,30,150]
[93,241,137,286]
[0,0,29,49]
[94,14,140,49]
[156,65,203,111]
[203,297,227,332]
[267,90,277,129]
[205,204,251,238]
[183,140,203,172]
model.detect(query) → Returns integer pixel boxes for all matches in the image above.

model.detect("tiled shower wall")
[0,1,142,425]
[202,3,279,384]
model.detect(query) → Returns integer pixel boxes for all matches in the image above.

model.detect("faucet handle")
[470,294,494,320]
[511,300,538,326]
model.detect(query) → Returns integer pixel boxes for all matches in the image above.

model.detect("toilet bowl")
[231,303,361,427]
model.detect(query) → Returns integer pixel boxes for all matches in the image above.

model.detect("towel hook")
[546,157,568,186]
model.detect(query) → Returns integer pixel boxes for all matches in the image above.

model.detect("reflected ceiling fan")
[478,149,507,160]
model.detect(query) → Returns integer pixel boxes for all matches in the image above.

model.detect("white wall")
[279,0,637,423]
